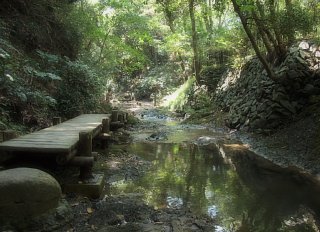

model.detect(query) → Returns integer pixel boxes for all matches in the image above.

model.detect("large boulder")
[0,167,62,223]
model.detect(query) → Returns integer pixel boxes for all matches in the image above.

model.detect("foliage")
[1,0,80,58]
[0,7,107,130]
[2,0,320,130]
[162,76,196,111]
[230,0,319,81]
[126,114,140,125]
[55,59,105,118]
[36,50,106,118]
[65,0,162,94]
[0,19,62,129]
[200,65,227,92]
[133,64,183,100]
[278,4,313,39]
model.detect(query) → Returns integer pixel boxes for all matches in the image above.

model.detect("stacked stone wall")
[214,42,320,130]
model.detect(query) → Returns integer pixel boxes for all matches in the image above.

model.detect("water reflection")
[110,142,320,231]
[166,196,183,209]
[208,205,218,217]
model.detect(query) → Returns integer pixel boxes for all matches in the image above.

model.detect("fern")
[36,50,60,63]
[23,65,61,81]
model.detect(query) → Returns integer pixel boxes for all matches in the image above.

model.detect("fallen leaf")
[87,207,94,214]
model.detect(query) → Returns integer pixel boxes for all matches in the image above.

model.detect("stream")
[104,107,320,232]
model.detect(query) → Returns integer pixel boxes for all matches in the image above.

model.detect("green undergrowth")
[0,119,29,135]
[183,106,226,128]
[126,114,140,125]
[162,76,196,111]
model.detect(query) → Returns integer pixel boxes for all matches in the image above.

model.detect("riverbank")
[3,101,319,232]
[183,99,320,176]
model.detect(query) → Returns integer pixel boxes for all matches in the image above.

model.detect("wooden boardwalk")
[0,114,109,158]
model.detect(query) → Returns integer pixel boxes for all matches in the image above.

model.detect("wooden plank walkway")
[0,114,109,155]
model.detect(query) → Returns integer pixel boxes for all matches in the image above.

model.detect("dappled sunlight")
[166,196,183,209]
[162,77,196,111]
[215,69,242,93]
[1,0,320,231]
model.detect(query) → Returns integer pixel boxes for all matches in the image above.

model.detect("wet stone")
[146,131,168,141]
[299,41,310,50]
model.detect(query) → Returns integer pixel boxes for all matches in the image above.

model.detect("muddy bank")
[231,110,320,175]
[66,193,215,232]
[181,96,320,176]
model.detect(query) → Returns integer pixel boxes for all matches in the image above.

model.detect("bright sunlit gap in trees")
[87,0,99,4]
[162,77,196,111]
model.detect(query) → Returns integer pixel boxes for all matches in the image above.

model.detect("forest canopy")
[0,0,320,129]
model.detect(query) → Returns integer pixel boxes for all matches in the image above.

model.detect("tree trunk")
[189,0,201,84]
[267,0,287,60]
[208,0,213,30]
[231,0,277,82]
[255,1,278,48]
[201,1,212,35]
[251,11,273,57]
[285,0,295,45]
[160,0,186,71]
[97,30,110,63]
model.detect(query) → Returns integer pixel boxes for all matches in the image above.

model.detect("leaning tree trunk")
[231,0,277,82]
[252,11,273,57]
[255,0,281,58]
[267,0,287,61]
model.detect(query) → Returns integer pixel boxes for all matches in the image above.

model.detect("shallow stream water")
[108,112,320,231]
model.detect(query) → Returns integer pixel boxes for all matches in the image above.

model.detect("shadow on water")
[109,142,320,232]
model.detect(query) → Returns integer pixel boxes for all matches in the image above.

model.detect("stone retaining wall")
[214,41,320,130]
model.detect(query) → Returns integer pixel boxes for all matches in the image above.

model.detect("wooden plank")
[0,145,70,153]
[0,114,109,155]
[0,141,73,147]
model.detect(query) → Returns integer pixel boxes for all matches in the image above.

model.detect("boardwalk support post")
[118,113,125,124]
[69,156,94,167]
[0,130,17,162]
[102,118,110,133]
[111,110,119,122]
[110,111,126,131]
[52,117,61,126]
[98,118,111,149]
[78,131,93,180]
[2,130,17,141]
